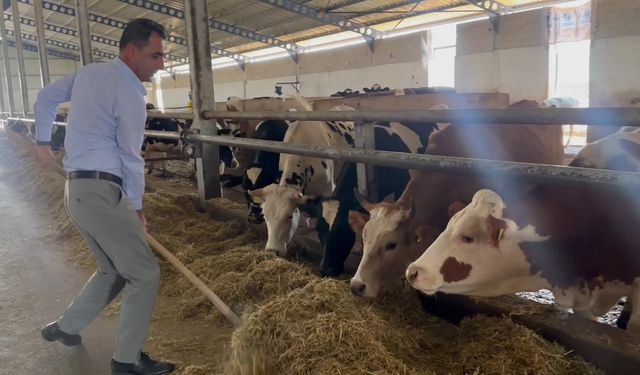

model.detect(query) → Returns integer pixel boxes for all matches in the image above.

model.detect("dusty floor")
[0,142,115,375]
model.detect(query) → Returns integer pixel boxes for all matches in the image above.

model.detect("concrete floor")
[0,146,115,374]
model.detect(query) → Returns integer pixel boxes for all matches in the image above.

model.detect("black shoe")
[41,321,82,347]
[111,352,175,375]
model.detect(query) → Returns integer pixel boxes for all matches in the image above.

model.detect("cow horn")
[353,188,374,213]
[403,197,416,221]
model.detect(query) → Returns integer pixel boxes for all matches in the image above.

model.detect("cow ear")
[348,210,369,235]
[248,188,265,204]
[447,201,467,218]
[414,225,437,246]
[380,192,395,203]
[486,215,508,247]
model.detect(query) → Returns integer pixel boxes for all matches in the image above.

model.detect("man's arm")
[34,72,77,144]
[33,73,76,169]
[115,95,146,212]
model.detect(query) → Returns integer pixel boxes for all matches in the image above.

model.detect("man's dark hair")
[119,18,167,51]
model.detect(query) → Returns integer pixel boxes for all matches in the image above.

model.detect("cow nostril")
[407,269,419,284]
[350,282,366,296]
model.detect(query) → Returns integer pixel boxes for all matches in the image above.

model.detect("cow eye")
[288,215,293,220]
[385,242,397,251]
[461,235,474,244]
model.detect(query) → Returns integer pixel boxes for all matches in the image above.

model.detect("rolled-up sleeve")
[114,94,146,210]
[34,73,76,143]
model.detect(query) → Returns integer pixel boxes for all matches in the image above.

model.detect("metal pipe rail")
[144,130,640,189]
[206,108,640,126]
[7,117,640,188]
[145,107,640,127]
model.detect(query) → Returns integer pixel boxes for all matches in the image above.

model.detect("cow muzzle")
[349,280,367,297]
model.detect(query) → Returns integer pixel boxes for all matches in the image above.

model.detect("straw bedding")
[1,131,603,375]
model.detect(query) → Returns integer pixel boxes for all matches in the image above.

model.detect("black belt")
[67,170,123,187]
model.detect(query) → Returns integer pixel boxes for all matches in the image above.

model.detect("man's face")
[129,32,165,82]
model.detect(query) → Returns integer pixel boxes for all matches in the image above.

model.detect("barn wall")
[455,8,549,104]
[588,0,640,140]
[590,0,640,107]
[0,45,79,114]
[155,31,430,109]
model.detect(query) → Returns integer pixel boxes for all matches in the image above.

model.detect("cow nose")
[350,280,366,296]
[406,264,420,285]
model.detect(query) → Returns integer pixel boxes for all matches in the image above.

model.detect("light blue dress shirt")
[34,57,147,210]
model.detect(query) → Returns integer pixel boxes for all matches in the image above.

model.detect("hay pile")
[226,280,602,375]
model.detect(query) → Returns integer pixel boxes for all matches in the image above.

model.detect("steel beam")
[258,0,379,49]
[184,0,221,200]
[464,0,512,29]
[10,0,28,114]
[33,0,49,86]
[15,0,242,64]
[117,0,300,60]
[73,0,92,65]
[5,28,114,59]
[2,13,186,63]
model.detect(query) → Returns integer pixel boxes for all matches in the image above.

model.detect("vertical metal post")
[74,0,93,65]
[354,120,378,201]
[11,0,29,114]
[184,0,221,200]
[34,0,50,86]
[0,13,15,114]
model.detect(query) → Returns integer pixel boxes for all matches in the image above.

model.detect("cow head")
[570,130,640,172]
[406,189,542,297]
[348,191,439,299]
[217,128,245,174]
[249,184,316,256]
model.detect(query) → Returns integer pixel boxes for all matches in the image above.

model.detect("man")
[34,18,174,375]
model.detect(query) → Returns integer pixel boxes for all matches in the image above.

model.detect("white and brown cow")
[570,128,640,171]
[406,187,640,334]
[348,100,565,298]
[249,103,356,256]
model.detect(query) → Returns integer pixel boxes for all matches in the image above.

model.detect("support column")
[34,0,51,86]
[74,0,93,66]
[11,0,29,114]
[184,0,221,200]
[0,13,15,114]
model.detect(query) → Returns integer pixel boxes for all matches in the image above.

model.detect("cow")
[240,121,289,224]
[570,128,640,171]
[316,118,442,277]
[348,100,564,298]
[406,187,640,334]
[144,105,240,177]
[248,102,356,256]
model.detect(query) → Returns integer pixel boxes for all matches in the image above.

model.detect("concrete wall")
[588,0,640,140]
[590,0,640,107]
[0,45,80,114]
[155,32,430,109]
[455,8,549,103]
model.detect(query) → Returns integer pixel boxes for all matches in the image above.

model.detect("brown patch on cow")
[440,256,472,283]
[486,215,508,247]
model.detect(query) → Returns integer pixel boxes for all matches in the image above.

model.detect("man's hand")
[137,209,147,231]
[34,144,56,164]
[34,145,65,176]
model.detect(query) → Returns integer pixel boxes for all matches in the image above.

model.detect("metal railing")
[5,106,640,189]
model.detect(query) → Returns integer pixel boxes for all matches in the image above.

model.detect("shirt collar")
[112,57,147,96]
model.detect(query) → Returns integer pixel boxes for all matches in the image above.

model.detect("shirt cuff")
[129,197,143,211]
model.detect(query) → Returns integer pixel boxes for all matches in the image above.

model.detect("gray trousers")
[58,178,160,364]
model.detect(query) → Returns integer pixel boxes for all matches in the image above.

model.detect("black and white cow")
[316,120,439,276]
[143,111,240,176]
[248,99,442,275]
[238,119,290,224]
[248,104,356,256]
